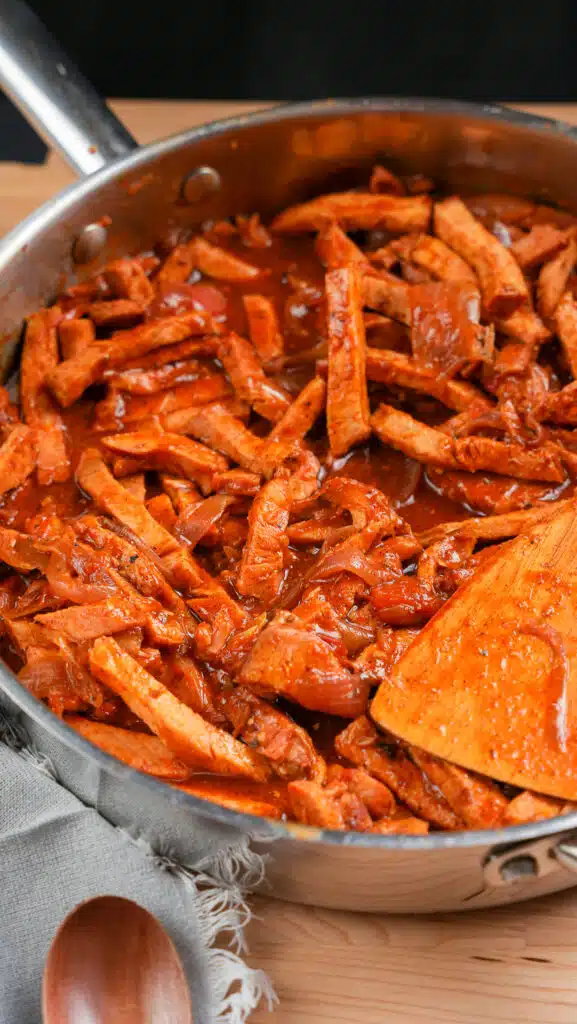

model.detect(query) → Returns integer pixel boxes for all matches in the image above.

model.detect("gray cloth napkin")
[0,710,275,1024]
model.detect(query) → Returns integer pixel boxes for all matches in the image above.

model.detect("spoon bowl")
[42,895,193,1023]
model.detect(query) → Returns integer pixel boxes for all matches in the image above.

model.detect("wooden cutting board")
[6,97,577,1024]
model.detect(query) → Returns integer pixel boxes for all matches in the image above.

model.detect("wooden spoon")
[42,895,193,1023]
[371,497,577,799]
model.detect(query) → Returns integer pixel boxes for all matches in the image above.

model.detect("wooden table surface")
[6,98,577,1023]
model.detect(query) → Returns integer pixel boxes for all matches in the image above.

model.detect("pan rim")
[2,94,577,853]
[2,94,577,267]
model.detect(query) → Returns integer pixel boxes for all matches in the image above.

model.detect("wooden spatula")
[371,498,577,800]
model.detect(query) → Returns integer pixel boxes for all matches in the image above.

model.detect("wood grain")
[247,891,577,1023]
[0,100,268,238]
[43,895,192,1023]
[4,98,577,1024]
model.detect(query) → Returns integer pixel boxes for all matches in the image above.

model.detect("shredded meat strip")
[1,168,576,835]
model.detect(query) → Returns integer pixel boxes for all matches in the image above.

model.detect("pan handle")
[0,0,137,176]
[483,826,577,888]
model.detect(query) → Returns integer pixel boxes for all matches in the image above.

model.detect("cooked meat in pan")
[1,178,576,833]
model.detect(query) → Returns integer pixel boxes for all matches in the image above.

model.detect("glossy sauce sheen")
[0,239,458,529]
[2,183,576,834]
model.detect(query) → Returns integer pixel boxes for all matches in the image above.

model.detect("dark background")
[4,1,577,163]
[25,0,577,102]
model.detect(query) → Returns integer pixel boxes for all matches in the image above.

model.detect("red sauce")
[0,217,522,829]
[328,443,421,507]
[149,282,227,319]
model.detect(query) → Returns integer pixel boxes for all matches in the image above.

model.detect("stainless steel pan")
[1,0,577,913]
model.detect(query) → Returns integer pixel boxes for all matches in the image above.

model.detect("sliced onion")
[337,619,376,653]
[47,577,111,604]
[103,519,175,582]
[267,342,328,370]
[20,642,104,713]
[175,494,234,549]
[313,546,393,587]
[45,548,111,604]
[321,525,357,549]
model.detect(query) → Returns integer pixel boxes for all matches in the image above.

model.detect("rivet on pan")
[181,166,221,204]
[72,223,108,265]
[499,854,538,883]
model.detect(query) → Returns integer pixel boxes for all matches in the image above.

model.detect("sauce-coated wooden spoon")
[371,497,577,799]
[42,895,193,1023]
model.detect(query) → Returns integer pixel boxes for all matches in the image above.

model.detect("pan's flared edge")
[1,95,577,271]
[2,95,577,854]
[3,655,577,853]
